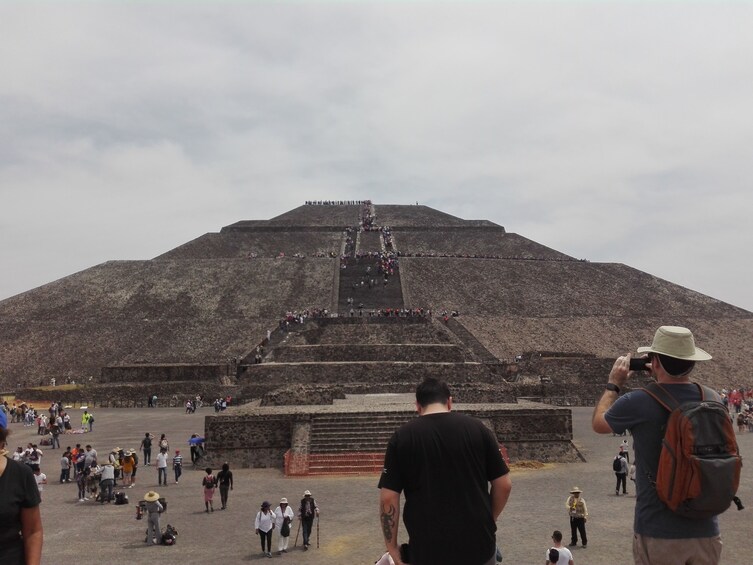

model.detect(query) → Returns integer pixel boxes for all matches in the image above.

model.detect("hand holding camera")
[629,357,650,371]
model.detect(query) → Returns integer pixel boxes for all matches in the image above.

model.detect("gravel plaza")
[7,404,752,565]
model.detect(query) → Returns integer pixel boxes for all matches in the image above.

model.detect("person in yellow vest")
[566,487,588,548]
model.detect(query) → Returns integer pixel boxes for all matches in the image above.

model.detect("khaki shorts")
[633,534,722,565]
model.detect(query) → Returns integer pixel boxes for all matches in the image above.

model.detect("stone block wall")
[205,413,299,468]
[101,364,228,384]
[240,362,511,386]
[18,382,242,408]
[261,384,346,406]
[204,403,579,469]
[269,344,467,363]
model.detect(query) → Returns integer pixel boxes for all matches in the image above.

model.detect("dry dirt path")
[6,405,751,564]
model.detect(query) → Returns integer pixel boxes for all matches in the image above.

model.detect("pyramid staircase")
[304,411,416,475]
[260,316,488,475]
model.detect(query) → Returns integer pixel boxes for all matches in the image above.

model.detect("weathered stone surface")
[204,399,579,469]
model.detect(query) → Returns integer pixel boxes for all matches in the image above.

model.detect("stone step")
[311,420,403,435]
[306,452,384,475]
[270,344,466,363]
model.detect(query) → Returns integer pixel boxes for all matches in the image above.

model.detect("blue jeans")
[158,467,167,485]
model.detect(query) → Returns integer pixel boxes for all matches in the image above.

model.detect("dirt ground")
[6,405,752,565]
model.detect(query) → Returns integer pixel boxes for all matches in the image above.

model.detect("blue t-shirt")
[605,383,720,539]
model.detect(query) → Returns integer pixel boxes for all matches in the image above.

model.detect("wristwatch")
[605,383,621,394]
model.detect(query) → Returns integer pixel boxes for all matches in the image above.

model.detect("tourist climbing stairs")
[337,257,404,312]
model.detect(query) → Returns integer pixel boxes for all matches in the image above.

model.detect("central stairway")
[305,410,416,475]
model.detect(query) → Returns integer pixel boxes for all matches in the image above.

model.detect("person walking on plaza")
[255,501,276,557]
[215,462,233,510]
[143,491,163,545]
[156,448,168,486]
[274,497,294,554]
[566,487,588,548]
[592,326,723,564]
[172,450,182,484]
[140,433,152,466]
[298,490,319,551]
[378,378,512,565]
[614,452,629,495]
[202,467,216,512]
[546,530,574,565]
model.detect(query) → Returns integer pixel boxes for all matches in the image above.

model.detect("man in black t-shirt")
[378,378,512,565]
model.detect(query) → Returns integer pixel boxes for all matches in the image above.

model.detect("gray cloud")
[1,3,752,310]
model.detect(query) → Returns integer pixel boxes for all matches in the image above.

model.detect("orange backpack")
[643,382,742,518]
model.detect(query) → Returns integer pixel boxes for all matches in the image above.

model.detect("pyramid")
[1,201,751,393]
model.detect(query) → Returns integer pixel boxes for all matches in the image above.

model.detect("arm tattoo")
[380,503,397,541]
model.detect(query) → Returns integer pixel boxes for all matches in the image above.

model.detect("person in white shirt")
[545,530,574,565]
[274,497,295,554]
[255,501,276,557]
[156,449,168,486]
[32,465,47,497]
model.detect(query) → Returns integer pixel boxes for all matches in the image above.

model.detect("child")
[32,464,47,497]
[202,467,216,512]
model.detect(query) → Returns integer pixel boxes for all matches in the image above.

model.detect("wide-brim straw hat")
[144,491,160,502]
[637,326,712,361]
[111,448,120,453]
[569,486,583,494]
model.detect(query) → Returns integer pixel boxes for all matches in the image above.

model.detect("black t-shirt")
[0,457,42,564]
[216,469,233,486]
[378,412,509,565]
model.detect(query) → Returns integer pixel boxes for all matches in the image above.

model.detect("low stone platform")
[204,394,581,471]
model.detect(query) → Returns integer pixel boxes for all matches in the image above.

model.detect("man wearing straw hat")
[565,487,588,548]
[592,326,722,565]
[143,491,163,545]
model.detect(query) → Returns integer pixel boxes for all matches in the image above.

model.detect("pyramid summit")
[1,200,751,393]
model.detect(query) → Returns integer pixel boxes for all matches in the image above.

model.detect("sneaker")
[175,481,179,484]
[78,498,85,502]
[568,543,577,547]
[582,544,587,548]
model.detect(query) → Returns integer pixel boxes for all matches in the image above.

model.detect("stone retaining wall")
[240,361,512,386]
[269,344,467,363]
[19,382,242,408]
[204,402,579,469]
[101,364,228,384]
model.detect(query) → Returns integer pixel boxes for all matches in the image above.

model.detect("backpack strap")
[641,381,704,412]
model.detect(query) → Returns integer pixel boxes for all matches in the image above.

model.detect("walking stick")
[294,519,301,547]
[316,515,320,548]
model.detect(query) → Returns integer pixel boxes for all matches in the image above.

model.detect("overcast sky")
[2,2,752,312]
